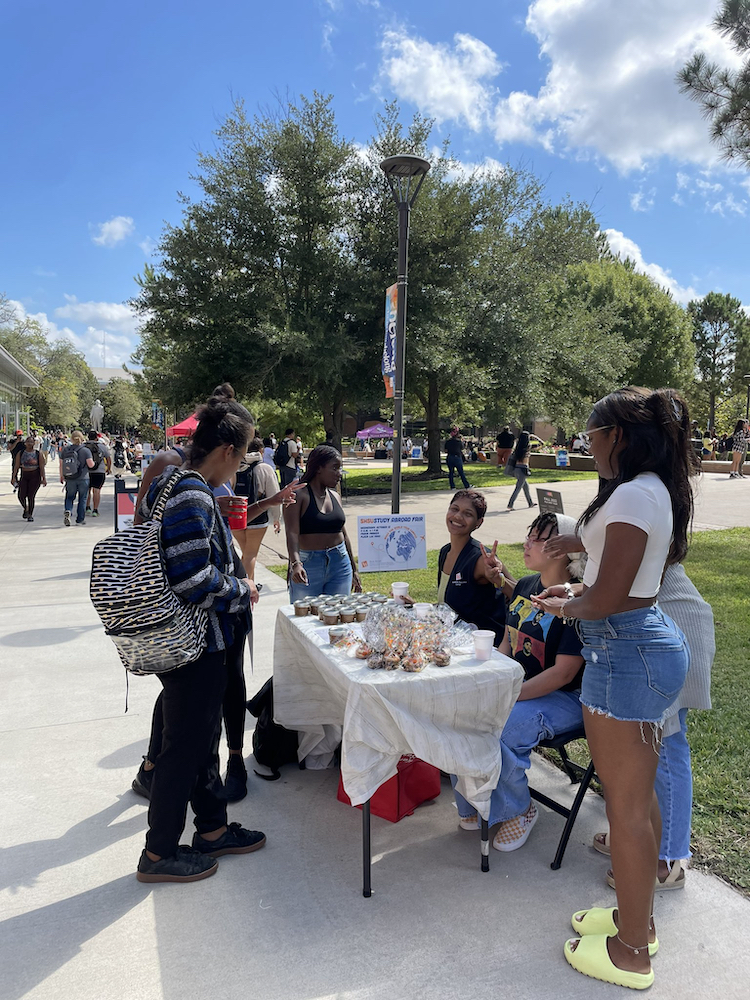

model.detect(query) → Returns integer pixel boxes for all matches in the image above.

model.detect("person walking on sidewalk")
[506,431,541,510]
[445,427,472,490]
[14,435,47,521]
[85,430,111,517]
[59,431,94,526]
[134,389,267,884]
[276,427,299,487]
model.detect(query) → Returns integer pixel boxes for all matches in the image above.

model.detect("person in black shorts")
[86,430,111,517]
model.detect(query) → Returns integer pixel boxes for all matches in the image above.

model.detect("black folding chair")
[529,726,597,870]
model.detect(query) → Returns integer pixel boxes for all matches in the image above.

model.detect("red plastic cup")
[226,497,248,529]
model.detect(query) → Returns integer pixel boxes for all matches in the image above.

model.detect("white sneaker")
[458,815,480,831]
[492,802,538,852]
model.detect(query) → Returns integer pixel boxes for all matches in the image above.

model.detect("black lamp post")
[380,154,431,514]
[744,373,750,420]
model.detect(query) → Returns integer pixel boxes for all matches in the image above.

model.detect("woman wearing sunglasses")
[532,387,698,991]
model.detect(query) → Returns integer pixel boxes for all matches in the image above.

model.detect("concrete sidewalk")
[1,458,748,1000]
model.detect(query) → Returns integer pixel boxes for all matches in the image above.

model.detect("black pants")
[147,627,248,763]
[18,470,42,515]
[145,649,229,858]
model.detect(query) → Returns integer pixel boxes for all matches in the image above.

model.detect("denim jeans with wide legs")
[447,454,470,490]
[64,476,89,523]
[508,468,532,507]
[452,689,583,824]
[655,708,692,860]
[288,541,353,602]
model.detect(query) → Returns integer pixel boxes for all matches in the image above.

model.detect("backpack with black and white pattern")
[90,468,209,674]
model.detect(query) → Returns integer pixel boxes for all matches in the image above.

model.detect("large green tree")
[133,94,382,445]
[0,304,98,428]
[99,378,145,432]
[678,0,750,167]
[687,291,749,426]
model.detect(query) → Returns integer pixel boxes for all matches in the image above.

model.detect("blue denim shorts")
[578,607,689,726]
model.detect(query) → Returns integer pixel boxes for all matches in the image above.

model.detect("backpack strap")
[150,468,218,546]
[151,468,193,522]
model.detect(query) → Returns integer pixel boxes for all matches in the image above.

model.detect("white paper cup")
[391,582,409,603]
[473,630,496,661]
[413,603,432,619]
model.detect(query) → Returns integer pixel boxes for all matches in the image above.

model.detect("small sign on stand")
[357,514,427,573]
[114,479,139,531]
[536,488,564,516]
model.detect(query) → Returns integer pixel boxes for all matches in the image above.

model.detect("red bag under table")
[337,756,441,823]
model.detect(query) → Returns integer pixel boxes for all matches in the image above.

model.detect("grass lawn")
[267,527,750,894]
[343,463,598,494]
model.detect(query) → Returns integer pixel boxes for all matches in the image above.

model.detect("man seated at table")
[452,512,585,852]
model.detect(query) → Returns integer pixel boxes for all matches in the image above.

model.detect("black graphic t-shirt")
[505,574,584,691]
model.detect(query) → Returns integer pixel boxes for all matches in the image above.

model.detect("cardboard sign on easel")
[536,488,564,516]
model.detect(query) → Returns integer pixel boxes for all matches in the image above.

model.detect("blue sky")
[2,0,748,369]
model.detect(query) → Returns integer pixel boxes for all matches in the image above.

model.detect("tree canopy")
[0,298,99,428]
[678,0,750,167]
[132,94,709,458]
[687,290,750,427]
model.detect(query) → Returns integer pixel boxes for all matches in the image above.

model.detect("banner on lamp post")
[382,283,397,399]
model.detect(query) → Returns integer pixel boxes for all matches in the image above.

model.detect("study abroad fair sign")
[357,514,427,573]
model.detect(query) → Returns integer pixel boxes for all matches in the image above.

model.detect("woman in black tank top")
[285,446,361,602]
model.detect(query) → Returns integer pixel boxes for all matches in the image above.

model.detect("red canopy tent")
[166,413,198,437]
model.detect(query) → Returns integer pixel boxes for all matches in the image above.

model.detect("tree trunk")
[708,392,716,432]
[426,374,442,475]
[322,398,346,453]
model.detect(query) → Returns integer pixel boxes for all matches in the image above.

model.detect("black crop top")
[299,484,346,534]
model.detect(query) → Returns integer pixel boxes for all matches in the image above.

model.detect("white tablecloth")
[273,607,524,820]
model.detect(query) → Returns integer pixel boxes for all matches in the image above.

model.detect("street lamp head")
[380,154,431,207]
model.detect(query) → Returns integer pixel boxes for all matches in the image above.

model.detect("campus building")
[0,343,39,443]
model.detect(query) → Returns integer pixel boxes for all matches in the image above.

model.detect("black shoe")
[92,509,99,517]
[86,506,92,513]
[222,755,248,802]
[192,822,266,857]
[528,502,537,508]
[64,510,71,527]
[132,758,153,800]
[27,516,34,522]
[136,846,218,883]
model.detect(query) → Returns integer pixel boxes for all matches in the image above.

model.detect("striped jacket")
[142,468,250,651]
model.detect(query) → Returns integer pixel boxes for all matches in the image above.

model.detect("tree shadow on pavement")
[0,795,146,893]
[0,874,146,1000]
[0,625,100,647]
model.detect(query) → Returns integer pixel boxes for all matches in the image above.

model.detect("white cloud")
[322,21,335,52]
[55,296,139,336]
[33,267,57,278]
[379,2,742,172]
[708,192,747,217]
[604,229,699,304]
[630,187,656,212]
[139,237,157,256]
[91,215,135,247]
[380,30,503,132]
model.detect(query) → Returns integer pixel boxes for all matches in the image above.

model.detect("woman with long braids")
[284,445,361,602]
[532,387,698,991]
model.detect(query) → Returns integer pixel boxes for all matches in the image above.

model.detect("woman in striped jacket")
[134,390,267,884]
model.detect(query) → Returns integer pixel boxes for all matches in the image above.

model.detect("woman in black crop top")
[285,446,361,602]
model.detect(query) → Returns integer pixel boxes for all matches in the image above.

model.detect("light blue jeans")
[288,541,353,603]
[64,476,89,523]
[656,709,692,860]
[452,689,583,825]
[508,467,532,507]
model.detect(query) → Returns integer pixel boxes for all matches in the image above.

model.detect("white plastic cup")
[391,582,409,603]
[413,603,432,619]
[473,630,496,661]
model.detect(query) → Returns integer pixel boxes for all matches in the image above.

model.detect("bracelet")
[496,572,506,589]
[560,598,576,626]
[291,560,302,567]
[563,582,575,600]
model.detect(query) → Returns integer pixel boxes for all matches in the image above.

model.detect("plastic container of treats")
[294,600,311,617]
[322,610,340,626]
[328,625,349,646]
[339,608,356,624]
